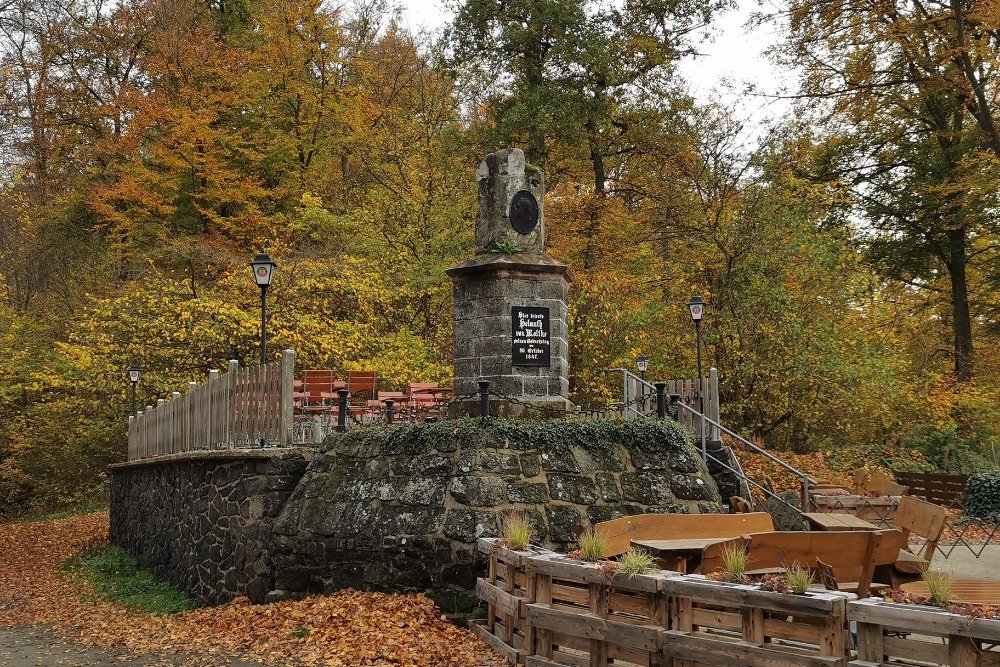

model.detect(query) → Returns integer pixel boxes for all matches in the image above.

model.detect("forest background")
[1,0,999,514]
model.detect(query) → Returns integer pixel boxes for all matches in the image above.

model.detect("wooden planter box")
[849,598,1000,667]
[475,538,559,664]
[661,576,852,667]
[525,555,679,667]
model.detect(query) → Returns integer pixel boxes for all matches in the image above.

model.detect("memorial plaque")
[512,306,551,366]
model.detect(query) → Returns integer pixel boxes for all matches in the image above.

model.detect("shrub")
[502,510,532,551]
[617,547,655,578]
[577,530,610,562]
[965,473,1000,520]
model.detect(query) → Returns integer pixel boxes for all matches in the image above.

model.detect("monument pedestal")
[447,254,571,417]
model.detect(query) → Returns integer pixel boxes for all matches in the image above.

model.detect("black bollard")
[655,382,667,419]
[337,388,349,432]
[478,380,491,417]
[384,399,394,424]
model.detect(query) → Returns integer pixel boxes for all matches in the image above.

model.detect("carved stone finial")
[475,148,545,254]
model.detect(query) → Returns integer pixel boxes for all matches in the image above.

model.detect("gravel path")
[0,625,266,667]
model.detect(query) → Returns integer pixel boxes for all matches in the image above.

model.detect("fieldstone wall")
[110,419,724,617]
[109,449,310,605]
[267,419,723,616]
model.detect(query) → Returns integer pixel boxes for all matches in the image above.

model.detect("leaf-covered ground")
[0,512,504,667]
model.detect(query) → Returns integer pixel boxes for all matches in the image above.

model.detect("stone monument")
[447,148,572,415]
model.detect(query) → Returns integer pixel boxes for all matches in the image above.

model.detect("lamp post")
[127,364,141,416]
[687,294,706,458]
[250,252,276,365]
[636,355,650,414]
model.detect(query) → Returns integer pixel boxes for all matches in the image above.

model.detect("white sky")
[397,0,793,123]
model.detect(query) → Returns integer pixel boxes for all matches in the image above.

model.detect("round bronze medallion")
[509,190,539,235]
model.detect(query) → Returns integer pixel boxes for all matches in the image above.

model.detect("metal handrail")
[702,446,805,518]
[608,367,657,419]
[672,400,819,485]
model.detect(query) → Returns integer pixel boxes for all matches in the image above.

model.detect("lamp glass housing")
[687,295,705,322]
[636,355,649,373]
[127,365,141,384]
[250,252,276,288]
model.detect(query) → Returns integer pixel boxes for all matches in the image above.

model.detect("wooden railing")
[893,471,969,507]
[475,538,853,667]
[127,350,295,461]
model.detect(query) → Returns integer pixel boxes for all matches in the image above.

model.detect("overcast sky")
[396,0,793,123]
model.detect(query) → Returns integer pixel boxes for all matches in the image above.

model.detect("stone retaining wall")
[110,419,723,616]
[109,449,310,605]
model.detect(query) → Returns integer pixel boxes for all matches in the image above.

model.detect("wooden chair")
[300,369,342,408]
[594,512,775,558]
[868,472,908,497]
[346,371,377,403]
[881,495,947,584]
[700,529,905,598]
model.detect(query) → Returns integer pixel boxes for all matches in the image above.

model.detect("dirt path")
[0,625,266,667]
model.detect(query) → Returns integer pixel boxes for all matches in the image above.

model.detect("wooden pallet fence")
[524,555,678,667]
[849,599,1000,667]
[661,576,852,667]
[127,350,296,460]
[475,538,560,664]
[893,471,969,507]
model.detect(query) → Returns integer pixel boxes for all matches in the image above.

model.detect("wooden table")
[631,537,729,573]
[803,512,879,531]
[901,579,1000,605]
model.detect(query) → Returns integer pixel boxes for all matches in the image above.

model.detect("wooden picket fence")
[127,350,295,460]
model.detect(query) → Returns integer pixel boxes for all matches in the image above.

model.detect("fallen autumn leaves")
[0,512,504,666]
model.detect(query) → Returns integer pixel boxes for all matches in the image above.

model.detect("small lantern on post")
[250,252,277,365]
[127,364,142,416]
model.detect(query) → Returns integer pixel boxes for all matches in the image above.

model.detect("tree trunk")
[947,227,974,381]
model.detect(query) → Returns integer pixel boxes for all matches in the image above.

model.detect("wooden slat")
[477,578,522,619]
[661,630,844,667]
[882,635,949,664]
[849,600,1000,643]
[692,607,742,631]
[474,623,520,664]
[526,604,661,652]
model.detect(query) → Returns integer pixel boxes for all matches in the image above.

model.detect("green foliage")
[617,547,656,578]
[328,418,696,464]
[964,473,1000,521]
[903,425,998,474]
[822,443,934,475]
[577,530,610,562]
[489,235,525,255]
[63,546,195,614]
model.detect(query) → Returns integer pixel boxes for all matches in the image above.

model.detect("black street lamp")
[636,355,649,383]
[127,364,141,416]
[250,252,277,365]
[687,294,706,457]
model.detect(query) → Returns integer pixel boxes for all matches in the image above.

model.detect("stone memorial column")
[447,148,573,416]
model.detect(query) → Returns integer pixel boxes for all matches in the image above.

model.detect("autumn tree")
[779,0,1000,382]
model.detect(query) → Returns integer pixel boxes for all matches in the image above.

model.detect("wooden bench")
[700,529,905,598]
[594,512,775,558]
